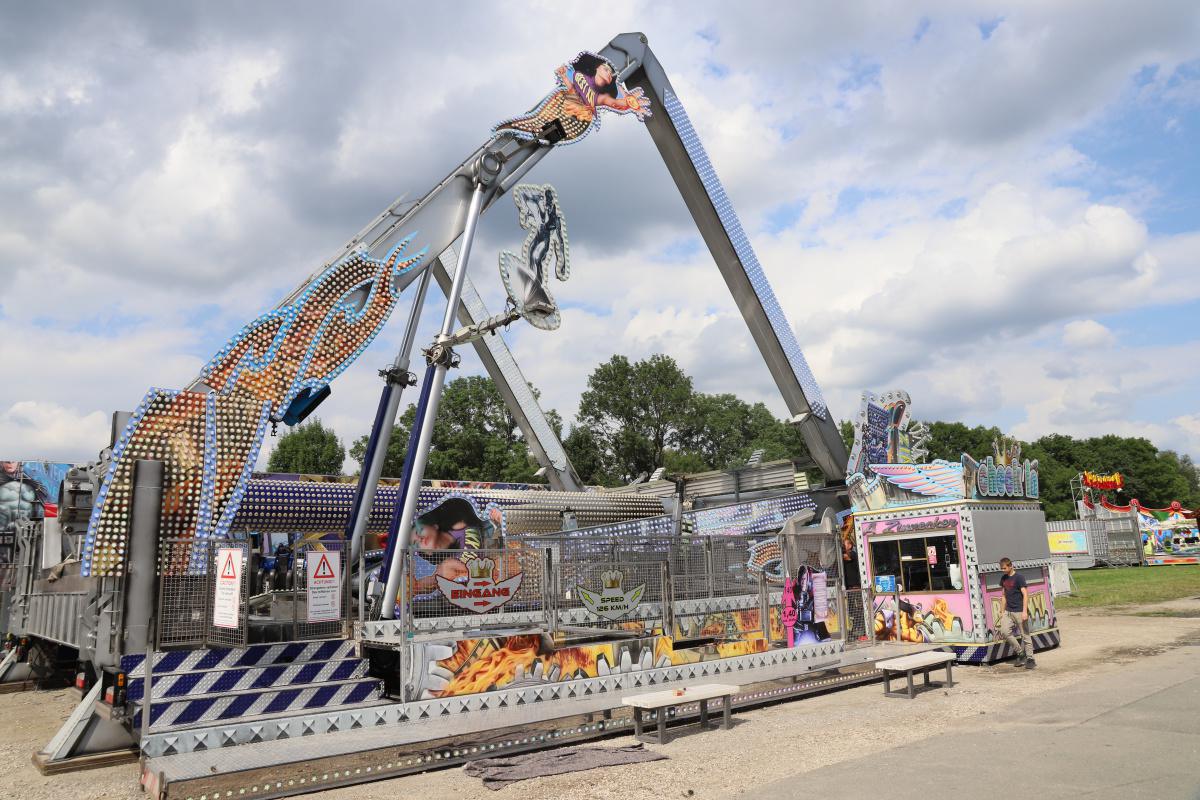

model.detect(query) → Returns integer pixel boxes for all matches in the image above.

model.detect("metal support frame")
[34,678,138,771]
[347,266,433,565]
[381,178,491,618]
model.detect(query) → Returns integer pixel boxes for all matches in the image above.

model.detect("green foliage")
[349,376,545,483]
[575,354,694,482]
[838,420,855,453]
[568,354,810,485]
[268,418,345,476]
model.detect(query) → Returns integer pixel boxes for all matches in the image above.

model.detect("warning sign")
[212,548,243,629]
[306,551,342,623]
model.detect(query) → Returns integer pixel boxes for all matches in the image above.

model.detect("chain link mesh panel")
[555,559,666,634]
[401,546,544,630]
[156,537,207,649]
[290,538,349,641]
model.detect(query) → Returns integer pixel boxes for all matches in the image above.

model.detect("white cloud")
[3,1,1200,471]
[0,401,109,461]
[1062,320,1116,348]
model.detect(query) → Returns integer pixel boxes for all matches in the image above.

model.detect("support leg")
[722,696,732,730]
[946,661,954,688]
[633,707,643,738]
[923,668,931,687]
[699,698,708,728]
[883,670,891,695]
[906,671,914,699]
[656,709,667,743]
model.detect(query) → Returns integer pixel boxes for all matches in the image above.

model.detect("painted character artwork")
[494,51,651,145]
[0,461,69,570]
[873,596,966,643]
[405,495,505,603]
[783,566,831,646]
[498,184,571,331]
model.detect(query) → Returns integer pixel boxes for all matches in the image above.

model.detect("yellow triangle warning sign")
[220,552,238,579]
[312,553,336,579]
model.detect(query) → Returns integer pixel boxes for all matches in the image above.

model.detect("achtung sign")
[306,551,342,623]
[212,548,243,629]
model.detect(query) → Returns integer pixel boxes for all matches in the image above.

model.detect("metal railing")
[399,546,545,629]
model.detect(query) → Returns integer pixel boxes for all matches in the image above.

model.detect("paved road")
[745,642,1200,800]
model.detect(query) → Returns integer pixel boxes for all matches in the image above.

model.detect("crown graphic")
[601,570,623,590]
[467,558,495,581]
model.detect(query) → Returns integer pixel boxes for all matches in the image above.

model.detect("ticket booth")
[854,499,1059,662]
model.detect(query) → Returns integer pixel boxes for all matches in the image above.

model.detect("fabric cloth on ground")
[462,743,667,790]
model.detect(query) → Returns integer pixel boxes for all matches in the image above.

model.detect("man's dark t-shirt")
[1000,571,1027,612]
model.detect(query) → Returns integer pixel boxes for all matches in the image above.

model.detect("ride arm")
[598,33,849,484]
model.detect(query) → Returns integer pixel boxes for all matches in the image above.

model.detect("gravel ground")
[3,599,1198,800]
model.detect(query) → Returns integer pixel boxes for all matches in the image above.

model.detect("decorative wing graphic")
[576,584,600,608]
[870,460,966,499]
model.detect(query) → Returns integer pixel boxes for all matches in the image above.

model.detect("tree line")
[267,354,1200,521]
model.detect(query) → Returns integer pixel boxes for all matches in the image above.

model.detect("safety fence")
[388,530,860,650]
[152,527,859,652]
[156,535,350,650]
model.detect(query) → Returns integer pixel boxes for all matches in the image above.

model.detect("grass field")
[1055,566,1200,609]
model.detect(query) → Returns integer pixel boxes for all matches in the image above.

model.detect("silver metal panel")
[970,504,1051,568]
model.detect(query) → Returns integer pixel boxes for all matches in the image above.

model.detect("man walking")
[998,557,1035,669]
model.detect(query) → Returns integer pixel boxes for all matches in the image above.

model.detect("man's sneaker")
[1024,657,1037,669]
[1014,655,1027,666]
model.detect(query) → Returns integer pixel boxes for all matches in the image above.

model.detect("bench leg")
[923,669,931,687]
[945,661,954,688]
[656,709,667,743]
[633,707,643,738]
[722,696,732,730]
[906,671,914,699]
[699,698,709,728]
[883,671,891,695]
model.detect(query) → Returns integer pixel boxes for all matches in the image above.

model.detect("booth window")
[869,532,962,592]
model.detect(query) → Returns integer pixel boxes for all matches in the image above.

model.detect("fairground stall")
[845,390,1060,663]
[1087,496,1200,566]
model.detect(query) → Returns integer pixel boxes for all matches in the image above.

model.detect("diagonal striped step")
[128,657,369,702]
[138,678,384,729]
[122,639,358,678]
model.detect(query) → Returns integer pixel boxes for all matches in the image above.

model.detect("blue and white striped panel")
[145,679,382,728]
[662,88,829,420]
[122,639,356,678]
[128,658,367,702]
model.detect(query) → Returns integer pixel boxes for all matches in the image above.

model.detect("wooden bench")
[621,683,739,744]
[876,650,956,699]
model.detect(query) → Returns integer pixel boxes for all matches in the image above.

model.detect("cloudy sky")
[3,1,1200,471]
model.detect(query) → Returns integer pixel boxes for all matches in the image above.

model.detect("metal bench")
[621,683,739,743]
[876,650,956,699]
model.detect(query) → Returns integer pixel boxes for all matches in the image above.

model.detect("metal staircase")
[124,640,383,732]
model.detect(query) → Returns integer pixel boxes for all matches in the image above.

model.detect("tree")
[268,418,345,475]
[575,354,694,482]
[676,393,808,470]
[349,376,546,483]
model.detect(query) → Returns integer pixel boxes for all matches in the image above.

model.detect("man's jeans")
[998,610,1033,659]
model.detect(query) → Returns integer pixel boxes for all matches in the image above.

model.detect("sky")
[2,1,1200,472]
